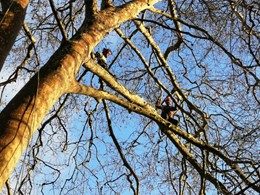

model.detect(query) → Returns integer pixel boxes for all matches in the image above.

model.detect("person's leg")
[169,118,179,126]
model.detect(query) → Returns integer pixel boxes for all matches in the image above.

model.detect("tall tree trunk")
[0,0,159,190]
[0,0,29,71]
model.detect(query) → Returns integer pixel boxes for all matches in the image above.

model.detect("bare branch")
[49,0,68,41]
[164,0,184,59]
[102,95,140,195]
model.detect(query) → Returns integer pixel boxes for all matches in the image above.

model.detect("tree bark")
[0,0,29,71]
[0,0,159,190]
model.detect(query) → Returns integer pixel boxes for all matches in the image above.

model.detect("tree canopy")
[0,0,259,194]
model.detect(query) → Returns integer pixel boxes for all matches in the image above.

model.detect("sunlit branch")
[82,59,150,108]
[72,77,259,192]
[0,0,259,193]
[71,81,146,112]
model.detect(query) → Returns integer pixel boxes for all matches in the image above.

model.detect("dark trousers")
[168,118,179,126]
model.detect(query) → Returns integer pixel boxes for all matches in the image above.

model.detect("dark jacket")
[156,102,177,120]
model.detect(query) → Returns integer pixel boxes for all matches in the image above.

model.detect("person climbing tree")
[95,48,112,69]
[156,96,179,126]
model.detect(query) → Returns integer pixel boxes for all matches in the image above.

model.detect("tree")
[0,0,259,194]
[0,0,29,71]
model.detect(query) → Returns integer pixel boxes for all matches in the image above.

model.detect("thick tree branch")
[74,78,259,192]
[0,0,258,193]
[71,81,153,114]
[0,0,30,71]
[71,81,230,194]
[82,58,150,108]
[72,77,259,192]
[0,0,160,190]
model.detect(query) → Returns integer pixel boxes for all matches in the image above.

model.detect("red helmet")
[165,97,171,104]
[102,48,112,57]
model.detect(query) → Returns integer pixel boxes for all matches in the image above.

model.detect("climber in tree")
[95,48,112,69]
[156,96,179,126]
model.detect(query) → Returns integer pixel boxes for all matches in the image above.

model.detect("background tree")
[0,0,29,71]
[0,0,259,194]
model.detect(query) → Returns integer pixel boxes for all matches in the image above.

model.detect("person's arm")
[168,105,177,111]
[95,52,107,68]
[156,101,162,109]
